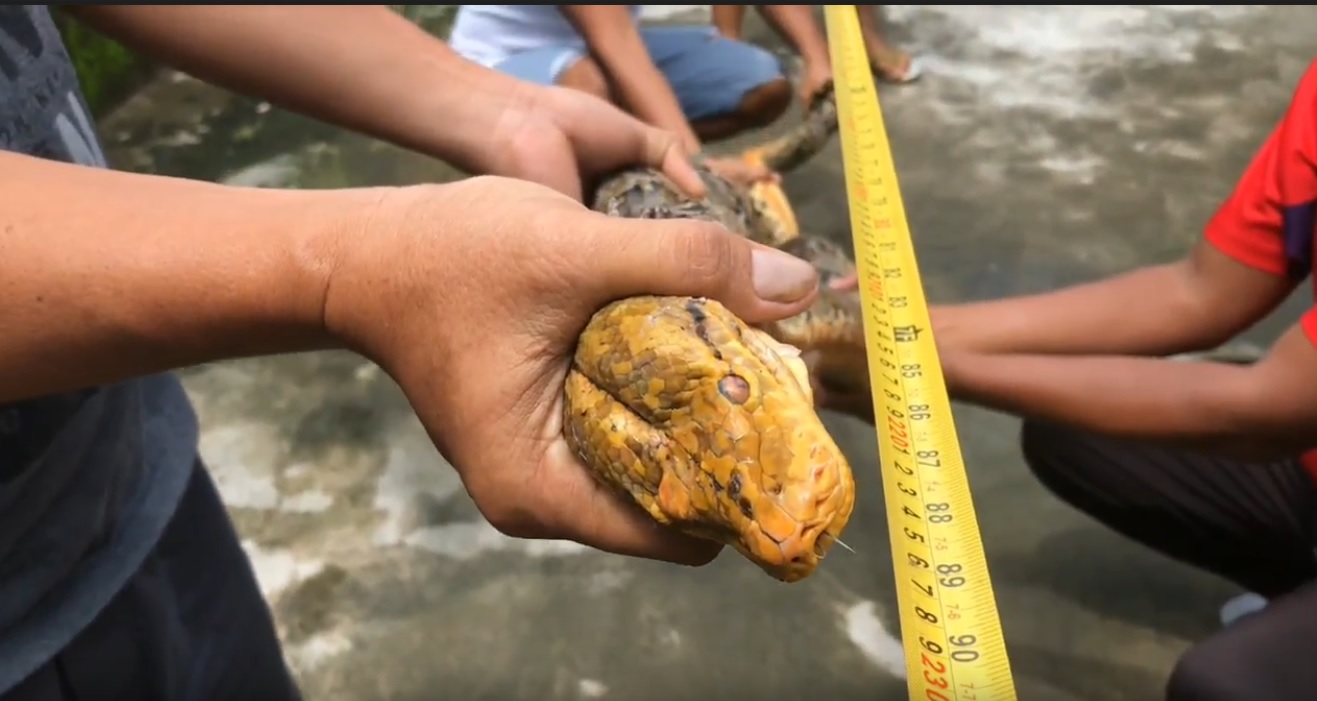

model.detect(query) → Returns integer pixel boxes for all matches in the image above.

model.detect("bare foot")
[870,47,922,84]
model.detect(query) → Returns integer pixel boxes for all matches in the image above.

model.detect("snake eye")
[718,374,751,404]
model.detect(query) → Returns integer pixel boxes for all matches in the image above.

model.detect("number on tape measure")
[823,6,1017,701]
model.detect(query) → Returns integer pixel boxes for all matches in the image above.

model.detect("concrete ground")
[98,5,1317,700]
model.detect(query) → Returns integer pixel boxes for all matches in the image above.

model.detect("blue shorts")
[492,26,785,122]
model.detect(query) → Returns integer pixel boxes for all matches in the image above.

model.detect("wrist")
[802,53,833,74]
[221,186,377,354]
[403,45,533,174]
[318,183,466,366]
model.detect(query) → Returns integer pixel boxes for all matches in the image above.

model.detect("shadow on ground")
[97,5,1317,700]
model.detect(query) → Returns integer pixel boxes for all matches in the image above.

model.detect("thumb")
[586,217,819,324]
[643,126,708,200]
[829,272,861,292]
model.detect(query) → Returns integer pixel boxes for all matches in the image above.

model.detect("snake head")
[564,296,857,583]
[705,326,857,583]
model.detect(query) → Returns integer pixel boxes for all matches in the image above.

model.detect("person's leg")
[711,5,747,41]
[1021,420,1317,599]
[1165,579,1317,700]
[150,460,301,700]
[1,461,301,701]
[491,46,611,102]
[640,26,792,142]
[855,5,921,84]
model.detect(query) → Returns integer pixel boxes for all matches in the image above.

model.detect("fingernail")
[751,248,818,303]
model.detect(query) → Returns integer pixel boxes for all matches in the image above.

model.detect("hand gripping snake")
[564,88,871,583]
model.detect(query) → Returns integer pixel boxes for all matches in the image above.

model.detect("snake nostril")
[812,465,826,482]
[812,528,836,558]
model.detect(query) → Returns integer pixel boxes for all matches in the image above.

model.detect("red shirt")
[1203,58,1317,477]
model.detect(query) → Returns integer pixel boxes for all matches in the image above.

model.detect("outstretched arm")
[945,320,1317,461]
[60,5,704,200]
[934,60,1317,358]
[0,155,823,567]
[64,6,519,180]
[0,149,357,403]
[934,240,1297,358]
[937,61,1317,460]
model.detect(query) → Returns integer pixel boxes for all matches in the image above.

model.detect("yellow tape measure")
[823,7,1017,700]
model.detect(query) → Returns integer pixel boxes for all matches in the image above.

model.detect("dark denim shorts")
[3,461,300,701]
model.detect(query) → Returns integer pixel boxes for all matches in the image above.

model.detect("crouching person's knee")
[736,77,791,127]
[1019,419,1089,501]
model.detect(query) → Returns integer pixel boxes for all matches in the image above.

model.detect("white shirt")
[448,5,645,68]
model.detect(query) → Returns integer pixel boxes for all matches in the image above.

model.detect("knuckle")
[645,129,679,166]
[661,223,739,293]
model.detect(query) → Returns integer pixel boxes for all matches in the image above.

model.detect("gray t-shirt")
[0,5,197,691]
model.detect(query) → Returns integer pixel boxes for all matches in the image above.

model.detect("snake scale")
[564,88,873,583]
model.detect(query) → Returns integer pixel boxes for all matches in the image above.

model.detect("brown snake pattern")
[563,88,870,583]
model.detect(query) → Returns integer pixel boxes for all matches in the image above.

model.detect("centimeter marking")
[823,7,1017,701]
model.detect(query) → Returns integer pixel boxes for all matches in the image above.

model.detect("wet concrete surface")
[98,5,1317,700]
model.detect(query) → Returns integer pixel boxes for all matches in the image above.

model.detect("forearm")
[754,6,831,68]
[935,242,1294,357]
[560,6,700,152]
[934,263,1207,356]
[599,56,697,150]
[948,352,1310,461]
[62,5,525,176]
[0,150,370,403]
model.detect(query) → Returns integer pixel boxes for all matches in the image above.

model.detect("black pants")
[3,461,301,701]
[1023,420,1317,701]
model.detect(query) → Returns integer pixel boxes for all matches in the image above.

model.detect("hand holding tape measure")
[822,6,1018,700]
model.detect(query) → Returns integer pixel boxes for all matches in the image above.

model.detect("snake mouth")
[748,537,827,583]
[743,506,849,582]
